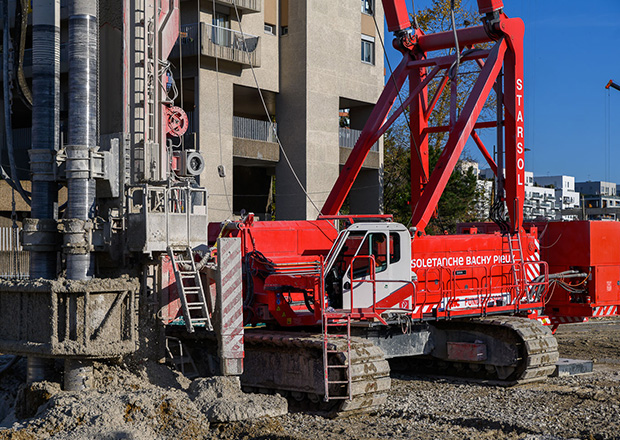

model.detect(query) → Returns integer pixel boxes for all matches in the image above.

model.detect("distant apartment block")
[576,180,620,219]
[534,175,580,220]
[480,169,558,221]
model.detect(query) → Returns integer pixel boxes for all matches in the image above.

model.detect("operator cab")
[324,222,412,310]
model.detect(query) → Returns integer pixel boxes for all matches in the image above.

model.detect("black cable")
[2,0,31,207]
[449,1,461,81]
[0,355,19,376]
[17,0,32,108]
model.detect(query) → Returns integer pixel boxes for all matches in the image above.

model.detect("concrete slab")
[552,358,594,377]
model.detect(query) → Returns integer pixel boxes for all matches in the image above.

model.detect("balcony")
[339,127,379,152]
[179,0,260,13]
[233,116,279,163]
[213,0,260,13]
[172,23,260,67]
[339,127,380,169]
[234,116,277,143]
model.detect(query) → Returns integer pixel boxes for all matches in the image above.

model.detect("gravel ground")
[1,318,619,439]
[217,319,620,440]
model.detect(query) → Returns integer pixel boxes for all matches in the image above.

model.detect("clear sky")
[383,0,620,183]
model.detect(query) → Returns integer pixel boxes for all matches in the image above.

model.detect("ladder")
[131,0,157,182]
[507,231,525,304]
[165,336,199,379]
[167,246,213,333]
[322,312,352,402]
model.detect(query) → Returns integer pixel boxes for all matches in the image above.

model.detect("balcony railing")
[172,23,260,67]
[233,116,277,143]
[214,0,260,12]
[203,23,259,67]
[339,127,379,152]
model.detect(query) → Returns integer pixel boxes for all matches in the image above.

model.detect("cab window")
[389,232,401,264]
[350,232,388,278]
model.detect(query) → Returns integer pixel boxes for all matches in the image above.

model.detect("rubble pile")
[0,360,287,439]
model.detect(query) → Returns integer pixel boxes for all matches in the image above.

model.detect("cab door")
[341,228,411,310]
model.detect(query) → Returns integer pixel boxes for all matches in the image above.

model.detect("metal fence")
[339,127,380,152]
[233,116,278,143]
[0,227,29,280]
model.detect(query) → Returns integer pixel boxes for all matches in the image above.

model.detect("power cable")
[2,0,30,206]
[17,0,31,107]
[231,1,323,217]
[372,13,427,183]
[605,87,611,182]
[449,0,461,80]
[178,18,184,111]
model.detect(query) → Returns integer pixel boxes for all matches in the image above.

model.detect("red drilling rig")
[3,0,615,418]
[160,0,620,416]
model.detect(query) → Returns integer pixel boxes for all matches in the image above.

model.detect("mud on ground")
[2,318,620,439]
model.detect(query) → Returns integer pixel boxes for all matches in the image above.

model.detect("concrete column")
[275,1,308,220]
[199,69,234,222]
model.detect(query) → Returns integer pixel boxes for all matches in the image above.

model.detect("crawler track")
[242,331,390,417]
[392,316,559,384]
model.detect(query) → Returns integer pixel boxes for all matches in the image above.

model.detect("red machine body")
[191,0,594,333]
[478,0,505,14]
[207,216,547,330]
[458,221,620,330]
[158,2,620,407]
[161,0,620,340]
[539,221,620,320]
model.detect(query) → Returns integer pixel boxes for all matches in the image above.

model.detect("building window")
[212,13,231,46]
[264,23,275,35]
[362,0,374,15]
[280,26,288,36]
[361,35,375,65]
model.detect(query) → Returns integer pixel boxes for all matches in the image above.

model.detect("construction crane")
[195,0,563,415]
[606,79,620,92]
[1,0,619,419]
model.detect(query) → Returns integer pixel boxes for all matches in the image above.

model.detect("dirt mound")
[0,359,287,439]
[9,388,209,440]
[190,376,287,423]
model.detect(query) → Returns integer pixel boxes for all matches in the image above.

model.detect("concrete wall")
[194,0,280,221]
[276,0,385,220]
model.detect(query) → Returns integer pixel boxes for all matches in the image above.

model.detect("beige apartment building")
[172,0,386,221]
[0,0,385,224]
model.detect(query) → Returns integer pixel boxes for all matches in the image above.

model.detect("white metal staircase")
[322,312,352,402]
[167,246,213,333]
